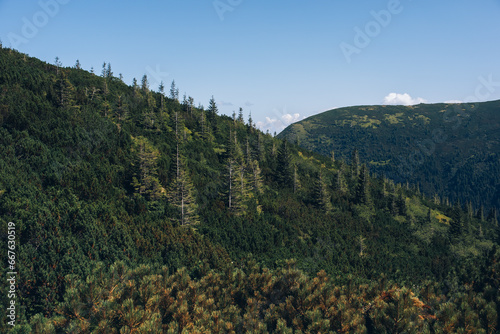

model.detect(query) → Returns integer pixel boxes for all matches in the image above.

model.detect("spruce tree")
[237,107,244,123]
[182,93,188,112]
[487,207,498,226]
[248,112,253,129]
[200,109,207,139]
[314,170,332,213]
[141,74,149,92]
[143,91,157,129]
[101,61,107,77]
[245,138,252,166]
[257,132,266,162]
[168,149,199,226]
[293,164,300,194]
[355,164,370,205]
[131,137,164,200]
[226,159,247,214]
[351,148,360,179]
[388,192,398,215]
[476,206,485,221]
[359,235,366,257]
[396,192,407,216]
[207,96,218,131]
[449,201,464,238]
[227,158,235,209]
[54,56,62,75]
[226,128,248,213]
[170,80,179,101]
[158,81,165,110]
[188,96,194,115]
[116,94,128,126]
[276,140,292,188]
[250,160,264,194]
[236,163,250,213]
[335,169,347,194]
[106,63,113,78]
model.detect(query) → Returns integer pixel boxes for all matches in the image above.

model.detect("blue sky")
[1,0,500,133]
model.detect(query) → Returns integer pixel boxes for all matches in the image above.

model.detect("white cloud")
[383,93,427,105]
[256,112,303,135]
[219,101,234,106]
[444,100,463,104]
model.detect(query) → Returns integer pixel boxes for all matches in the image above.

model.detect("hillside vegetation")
[278,102,500,214]
[0,47,499,332]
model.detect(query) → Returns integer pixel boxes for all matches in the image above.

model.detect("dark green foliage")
[351,148,360,179]
[207,95,218,131]
[278,102,500,214]
[355,164,370,205]
[449,201,464,238]
[313,170,332,212]
[276,140,292,188]
[396,192,407,216]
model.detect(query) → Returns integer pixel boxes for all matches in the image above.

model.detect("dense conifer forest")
[0,47,499,332]
[278,102,500,214]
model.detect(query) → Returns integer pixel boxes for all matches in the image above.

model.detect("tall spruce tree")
[449,201,464,238]
[131,137,164,200]
[141,74,149,93]
[355,164,370,205]
[250,159,264,194]
[314,170,332,213]
[158,81,165,110]
[351,148,360,179]
[55,72,75,109]
[293,164,301,194]
[207,96,218,129]
[487,207,498,225]
[276,140,292,188]
[168,146,199,226]
[476,206,485,221]
[335,169,347,194]
[237,107,244,124]
[170,80,179,101]
[396,192,407,216]
[188,96,194,115]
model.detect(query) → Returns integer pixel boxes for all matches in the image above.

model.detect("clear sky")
[1,0,500,133]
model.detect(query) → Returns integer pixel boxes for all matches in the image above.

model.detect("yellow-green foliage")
[369,159,391,167]
[415,114,431,124]
[435,212,451,225]
[384,113,404,124]
[340,115,382,128]
[288,123,308,138]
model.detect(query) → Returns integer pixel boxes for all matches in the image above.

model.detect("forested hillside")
[278,102,500,214]
[0,47,499,332]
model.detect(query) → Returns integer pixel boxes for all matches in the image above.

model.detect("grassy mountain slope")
[0,47,499,332]
[278,102,500,213]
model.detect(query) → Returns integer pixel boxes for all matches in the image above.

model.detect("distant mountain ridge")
[278,100,500,212]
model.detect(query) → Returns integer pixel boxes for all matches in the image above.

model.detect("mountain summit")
[279,101,500,213]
